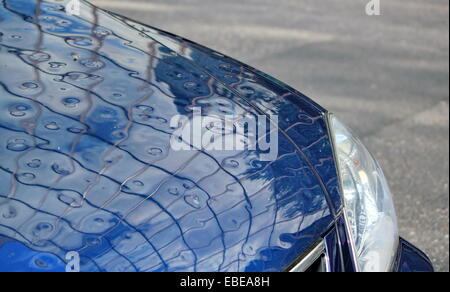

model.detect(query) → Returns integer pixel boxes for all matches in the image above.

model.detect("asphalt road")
[89,0,449,272]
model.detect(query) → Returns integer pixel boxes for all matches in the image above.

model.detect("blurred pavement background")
[89,0,449,271]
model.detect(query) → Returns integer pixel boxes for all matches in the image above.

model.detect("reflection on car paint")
[0,0,341,271]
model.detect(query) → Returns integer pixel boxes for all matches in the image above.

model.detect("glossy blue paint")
[393,238,434,272]
[0,0,433,273]
[118,14,343,214]
[0,235,66,272]
[0,0,339,272]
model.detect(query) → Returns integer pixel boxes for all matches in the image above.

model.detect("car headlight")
[329,115,399,272]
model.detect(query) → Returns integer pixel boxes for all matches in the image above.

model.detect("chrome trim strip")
[289,241,326,272]
[323,242,332,272]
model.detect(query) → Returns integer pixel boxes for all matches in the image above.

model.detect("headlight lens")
[330,115,399,272]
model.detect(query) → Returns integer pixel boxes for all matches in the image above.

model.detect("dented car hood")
[0,0,342,272]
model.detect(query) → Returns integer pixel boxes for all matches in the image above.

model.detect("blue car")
[0,0,433,272]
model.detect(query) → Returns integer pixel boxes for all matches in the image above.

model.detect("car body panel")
[0,0,338,272]
[114,12,343,214]
[394,239,434,272]
[0,0,434,273]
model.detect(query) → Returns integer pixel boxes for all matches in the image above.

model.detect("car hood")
[0,0,341,272]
